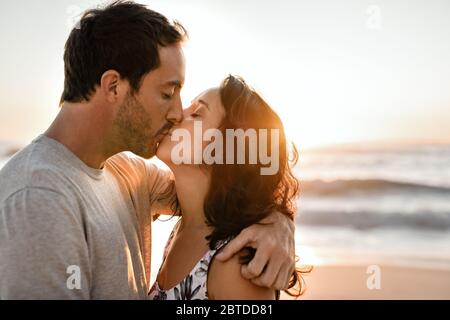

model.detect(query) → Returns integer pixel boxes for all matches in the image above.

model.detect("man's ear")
[100,70,128,103]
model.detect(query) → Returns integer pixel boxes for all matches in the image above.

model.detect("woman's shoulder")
[207,248,276,300]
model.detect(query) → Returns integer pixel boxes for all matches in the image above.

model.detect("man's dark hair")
[60,0,187,104]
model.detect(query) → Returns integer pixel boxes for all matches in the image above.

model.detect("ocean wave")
[300,179,450,196]
[297,209,450,231]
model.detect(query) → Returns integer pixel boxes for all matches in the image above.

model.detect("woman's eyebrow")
[198,99,210,110]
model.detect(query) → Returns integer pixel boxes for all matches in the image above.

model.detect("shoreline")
[282,264,450,300]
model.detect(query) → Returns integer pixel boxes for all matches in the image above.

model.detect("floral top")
[149,222,231,300]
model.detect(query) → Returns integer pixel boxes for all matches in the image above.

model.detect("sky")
[1,0,450,148]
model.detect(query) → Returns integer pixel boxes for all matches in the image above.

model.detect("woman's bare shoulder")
[207,250,276,300]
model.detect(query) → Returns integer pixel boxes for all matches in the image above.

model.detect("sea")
[294,142,450,270]
[1,141,449,272]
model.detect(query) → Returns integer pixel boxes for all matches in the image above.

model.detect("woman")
[149,75,308,300]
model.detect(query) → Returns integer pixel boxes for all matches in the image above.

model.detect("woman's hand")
[214,211,295,290]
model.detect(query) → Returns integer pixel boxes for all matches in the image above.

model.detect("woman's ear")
[100,70,128,103]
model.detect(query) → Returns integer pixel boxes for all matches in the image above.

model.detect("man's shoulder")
[106,152,161,180]
[0,141,75,202]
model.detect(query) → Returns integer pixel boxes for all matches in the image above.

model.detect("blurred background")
[1,0,449,298]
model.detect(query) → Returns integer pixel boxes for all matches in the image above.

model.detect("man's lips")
[156,123,173,138]
[154,127,168,140]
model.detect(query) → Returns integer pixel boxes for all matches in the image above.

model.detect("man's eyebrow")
[164,80,183,88]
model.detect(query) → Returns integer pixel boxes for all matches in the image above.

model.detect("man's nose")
[166,97,183,124]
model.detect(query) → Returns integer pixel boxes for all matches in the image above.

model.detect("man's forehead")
[140,45,183,87]
[159,45,185,71]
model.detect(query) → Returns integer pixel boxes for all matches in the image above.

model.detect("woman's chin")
[155,140,173,165]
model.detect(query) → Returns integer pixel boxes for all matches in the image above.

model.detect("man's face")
[114,44,185,159]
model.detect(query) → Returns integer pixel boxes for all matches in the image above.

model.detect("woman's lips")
[158,130,170,140]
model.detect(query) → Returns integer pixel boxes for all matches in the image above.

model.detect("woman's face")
[156,88,225,166]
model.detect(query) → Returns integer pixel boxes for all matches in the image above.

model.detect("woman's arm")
[207,251,276,300]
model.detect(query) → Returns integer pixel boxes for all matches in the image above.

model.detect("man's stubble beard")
[113,93,157,159]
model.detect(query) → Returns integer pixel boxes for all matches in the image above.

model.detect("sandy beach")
[151,220,450,300]
[284,265,450,300]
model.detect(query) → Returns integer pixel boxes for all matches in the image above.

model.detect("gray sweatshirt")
[0,135,171,299]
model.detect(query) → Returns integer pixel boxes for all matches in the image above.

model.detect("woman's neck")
[171,165,211,231]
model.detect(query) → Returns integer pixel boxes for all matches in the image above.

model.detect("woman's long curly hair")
[206,75,310,297]
[162,75,311,297]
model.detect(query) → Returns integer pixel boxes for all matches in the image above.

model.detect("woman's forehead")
[193,88,221,107]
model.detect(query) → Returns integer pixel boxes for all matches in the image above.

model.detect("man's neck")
[45,101,119,169]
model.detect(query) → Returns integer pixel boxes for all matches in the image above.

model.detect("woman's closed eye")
[189,106,204,119]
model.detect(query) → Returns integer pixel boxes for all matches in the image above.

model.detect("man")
[0,1,295,299]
